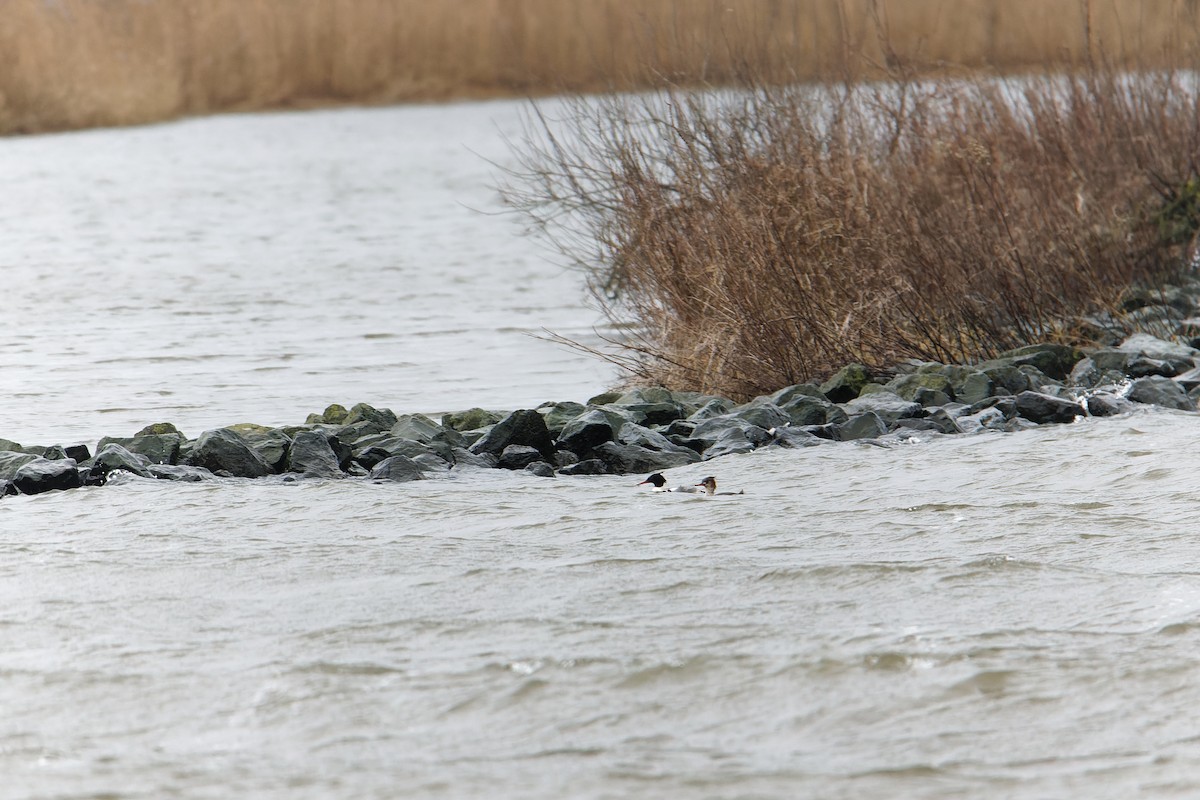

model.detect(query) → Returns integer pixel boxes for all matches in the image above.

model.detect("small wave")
[292,660,405,676]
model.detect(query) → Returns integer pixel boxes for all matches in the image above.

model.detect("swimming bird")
[637,472,700,493]
[695,476,744,496]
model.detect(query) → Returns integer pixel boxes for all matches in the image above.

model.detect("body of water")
[2,101,1199,799]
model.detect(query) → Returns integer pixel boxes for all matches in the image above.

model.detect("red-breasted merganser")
[637,473,700,493]
[695,476,744,496]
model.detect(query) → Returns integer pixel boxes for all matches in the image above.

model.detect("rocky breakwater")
[1,333,1198,497]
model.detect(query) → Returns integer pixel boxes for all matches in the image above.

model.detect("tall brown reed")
[1,0,1199,134]
[506,70,1200,399]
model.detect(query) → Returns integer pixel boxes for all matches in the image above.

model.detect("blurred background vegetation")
[1,0,1198,134]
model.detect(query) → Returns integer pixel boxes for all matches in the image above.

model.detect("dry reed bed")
[2,0,1200,134]
[507,71,1200,399]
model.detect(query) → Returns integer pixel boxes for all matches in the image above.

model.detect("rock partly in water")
[285,430,343,478]
[12,458,83,494]
[369,455,426,482]
[184,429,275,478]
[1126,375,1195,411]
[1014,391,1086,424]
[469,409,555,460]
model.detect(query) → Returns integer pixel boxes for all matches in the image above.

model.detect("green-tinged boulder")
[820,364,873,403]
[183,429,274,478]
[886,373,953,404]
[586,390,622,406]
[337,403,398,440]
[536,401,588,436]
[224,425,290,471]
[135,422,182,437]
[441,407,504,432]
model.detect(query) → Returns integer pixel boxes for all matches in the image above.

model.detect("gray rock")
[146,464,214,482]
[221,425,290,471]
[449,447,496,469]
[820,363,872,402]
[559,459,609,475]
[980,363,1031,395]
[767,427,824,448]
[776,394,847,426]
[412,453,451,472]
[689,417,773,448]
[47,444,92,462]
[1126,376,1195,411]
[687,398,736,420]
[498,444,544,470]
[524,461,556,478]
[1174,365,1200,392]
[356,438,447,470]
[391,413,466,448]
[369,455,426,482]
[993,343,1085,380]
[959,406,1012,432]
[469,409,555,460]
[92,442,154,478]
[12,458,82,494]
[285,430,343,477]
[841,391,922,423]
[701,427,759,459]
[96,433,182,465]
[1117,333,1200,362]
[0,451,39,480]
[609,389,686,426]
[617,422,697,456]
[557,409,623,455]
[728,402,792,431]
[553,450,580,468]
[836,412,887,441]
[1084,393,1136,417]
[1014,391,1086,423]
[184,429,274,478]
[592,441,699,474]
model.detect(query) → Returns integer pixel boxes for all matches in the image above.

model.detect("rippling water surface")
[3,103,1200,799]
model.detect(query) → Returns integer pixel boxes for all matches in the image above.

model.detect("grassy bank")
[2,0,1199,134]
[507,69,1200,399]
